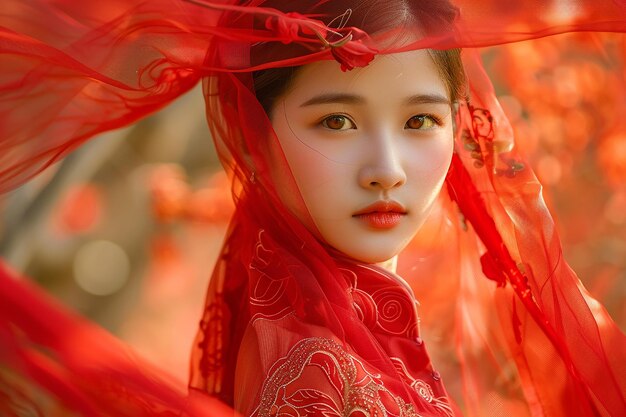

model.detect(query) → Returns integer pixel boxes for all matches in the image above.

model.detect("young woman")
[0,1,625,416]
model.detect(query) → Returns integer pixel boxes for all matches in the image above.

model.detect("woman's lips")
[353,200,407,230]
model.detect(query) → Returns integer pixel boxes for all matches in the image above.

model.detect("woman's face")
[270,49,454,263]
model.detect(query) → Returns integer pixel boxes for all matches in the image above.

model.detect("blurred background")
[0,32,624,383]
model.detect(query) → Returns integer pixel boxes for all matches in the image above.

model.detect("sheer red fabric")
[0,262,233,417]
[1,1,625,416]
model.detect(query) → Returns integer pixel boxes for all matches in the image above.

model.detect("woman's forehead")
[282,49,449,103]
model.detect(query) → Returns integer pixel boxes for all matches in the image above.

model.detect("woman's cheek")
[404,134,453,212]
[280,132,357,190]
[406,132,453,177]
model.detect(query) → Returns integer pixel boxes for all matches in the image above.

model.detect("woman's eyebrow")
[300,93,365,107]
[299,93,450,107]
[405,93,451,106]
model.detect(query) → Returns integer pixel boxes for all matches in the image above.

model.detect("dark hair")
[249,0,466,115]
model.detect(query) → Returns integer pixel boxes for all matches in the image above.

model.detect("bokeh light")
[73,240,130,296]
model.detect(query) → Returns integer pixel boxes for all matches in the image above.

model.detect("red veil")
[1,1,625,416]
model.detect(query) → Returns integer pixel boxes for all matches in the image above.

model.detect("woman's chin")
[332,243,406,266]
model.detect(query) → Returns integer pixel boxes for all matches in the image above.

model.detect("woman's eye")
[405,115,438,130]
[321,115,355,130]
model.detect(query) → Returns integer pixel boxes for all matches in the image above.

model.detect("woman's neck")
[376,256,398,274]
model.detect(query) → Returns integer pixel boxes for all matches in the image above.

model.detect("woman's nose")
[358,133,407,190]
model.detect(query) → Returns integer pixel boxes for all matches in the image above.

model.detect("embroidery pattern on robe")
[252,338,453,417]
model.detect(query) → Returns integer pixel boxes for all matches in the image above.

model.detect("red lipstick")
[353,200,407,230]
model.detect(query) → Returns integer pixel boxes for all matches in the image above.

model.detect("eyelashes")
[405,114,441,129]
[321,114,355,130]
[319,113,443,131]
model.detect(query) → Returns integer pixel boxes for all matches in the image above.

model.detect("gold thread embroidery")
[251,338,451,417]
